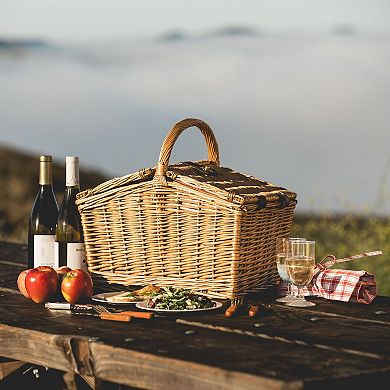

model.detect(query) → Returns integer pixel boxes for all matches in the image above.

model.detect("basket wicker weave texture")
[76,118,296,299]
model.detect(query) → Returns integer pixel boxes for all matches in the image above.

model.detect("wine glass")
[285,240,316,307]
[275,238,305,303]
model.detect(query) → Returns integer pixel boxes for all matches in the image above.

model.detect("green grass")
[292,214,390,296]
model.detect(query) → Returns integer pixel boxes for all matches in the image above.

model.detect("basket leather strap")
[155,118,220,186]
[318,251,382,269]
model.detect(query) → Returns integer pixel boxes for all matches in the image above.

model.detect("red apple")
[25,266,58,304]
[61,269,93,304]
[17,269,31,299]
[55,266,72,300]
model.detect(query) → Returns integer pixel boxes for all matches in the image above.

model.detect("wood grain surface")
[0,358,24,380]
[0,241,389,389]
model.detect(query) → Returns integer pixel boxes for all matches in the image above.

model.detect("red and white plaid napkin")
[279,251,381,304]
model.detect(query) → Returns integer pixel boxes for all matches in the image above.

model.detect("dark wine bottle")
[55,157,87,270]
[28,156,59,268]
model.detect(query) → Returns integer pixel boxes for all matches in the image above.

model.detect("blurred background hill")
[0,0,389,294]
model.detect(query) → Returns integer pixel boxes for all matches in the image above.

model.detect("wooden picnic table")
[0,241,389,389]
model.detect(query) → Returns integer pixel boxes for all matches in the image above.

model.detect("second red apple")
[61,269,93,304]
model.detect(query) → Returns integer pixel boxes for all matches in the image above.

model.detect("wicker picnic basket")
[76,118,297,299]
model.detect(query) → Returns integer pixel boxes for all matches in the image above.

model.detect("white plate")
[91,291,142,305]
[135,300,223,313]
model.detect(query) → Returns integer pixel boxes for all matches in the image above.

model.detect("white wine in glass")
[285,257,315,286]
[285,241,316,307]
[275,238,305,303]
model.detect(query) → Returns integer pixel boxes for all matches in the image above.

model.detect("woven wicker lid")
[77,118,296,210]
[166,160,296,208]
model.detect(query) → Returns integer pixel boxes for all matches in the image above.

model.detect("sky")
[0,0,390,42]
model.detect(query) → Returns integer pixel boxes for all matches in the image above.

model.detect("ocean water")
[0,32,389,214]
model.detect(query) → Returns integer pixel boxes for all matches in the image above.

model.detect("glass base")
[276,294,296,303]
[286,299,316,307]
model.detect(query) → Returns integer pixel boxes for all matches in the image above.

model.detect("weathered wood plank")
[0,358,24,380]
[0,263,24,295]
[79,374,95,389]
[1,241,390,389]
[0,242,27,267]
[0,324,80,373]
[172,302,390,358]
[90,342,302,390]
[274,297,390,325]
[1,290,390,388]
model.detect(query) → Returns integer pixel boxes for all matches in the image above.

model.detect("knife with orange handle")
[95,306,155,320]
[117,311,154,320]
[99,312,133,322]
[71,311,132,322]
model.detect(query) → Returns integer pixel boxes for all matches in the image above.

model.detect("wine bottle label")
[55,242,87,270]
[33,235,56,268]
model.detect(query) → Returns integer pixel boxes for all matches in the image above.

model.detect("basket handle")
[155,118,220,185]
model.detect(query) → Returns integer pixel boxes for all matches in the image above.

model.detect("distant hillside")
[0,38,50,51]
[0,144,108,243]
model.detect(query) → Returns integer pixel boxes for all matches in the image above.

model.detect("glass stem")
[297,286,305,301]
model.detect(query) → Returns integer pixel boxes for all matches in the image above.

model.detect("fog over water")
[0,31,389,214]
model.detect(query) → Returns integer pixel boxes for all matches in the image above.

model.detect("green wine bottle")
[55,157,87,270]
[28,156,59,268]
